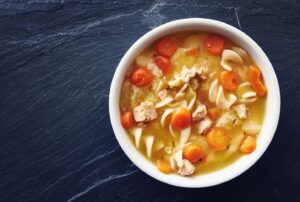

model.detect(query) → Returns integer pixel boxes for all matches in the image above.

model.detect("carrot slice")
[171,107,191,129]
[154,56,171,75]
[183,143,205,163]
[156,37,177,57]
[121,111,134,128]
[249,66,267,96]
[206,127,229,151]
[208,107,220,120]
[130,66,153,87]
[186,48,198,57]
[205,35,225,56]
[219,71,238,92]
[240,135,257,154]
[157,159,172,174]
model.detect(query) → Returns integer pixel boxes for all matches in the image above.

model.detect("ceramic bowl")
[109,18,280,187]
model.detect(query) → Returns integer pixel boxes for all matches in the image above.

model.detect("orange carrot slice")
[240,135,257,154]
[171,107,192,129]
[206,127,229,151]
[157,159,172,174]
[249,66,267,96]
[183,143,205,163]
[219,71,238,92]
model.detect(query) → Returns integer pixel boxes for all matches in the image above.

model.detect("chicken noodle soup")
[119,32,267,176]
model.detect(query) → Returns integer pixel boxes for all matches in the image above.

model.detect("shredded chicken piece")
[133,101,157,122]
[178,160,196,176]
[171,150,195,176]
[168,66,207,88]
[196,117,212,134]
[192,104,207,122]
[233,104,247,120]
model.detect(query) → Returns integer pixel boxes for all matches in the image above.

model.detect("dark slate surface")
[0,0,299,201]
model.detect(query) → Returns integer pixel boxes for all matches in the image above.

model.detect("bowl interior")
[109,18,280,187]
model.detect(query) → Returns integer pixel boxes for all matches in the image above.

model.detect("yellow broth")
[120,31,266,176]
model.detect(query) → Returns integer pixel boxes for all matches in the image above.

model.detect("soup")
[119,32,267,176]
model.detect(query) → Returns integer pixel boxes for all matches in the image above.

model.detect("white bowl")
[109,18,280,188]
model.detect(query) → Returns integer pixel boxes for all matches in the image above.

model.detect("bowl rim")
[109,18,280,188]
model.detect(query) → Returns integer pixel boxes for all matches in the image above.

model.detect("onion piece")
[153,140,165,151]
[187,94,196,110]
[175,83,188,101]
[144,135,154,158]
[161,108,173,127]
[167,100,188,108]
[179,127,191,146]
[209,79,219,103]
[129,127,142,148]
[155,96,174,108]
[169,123,177,138]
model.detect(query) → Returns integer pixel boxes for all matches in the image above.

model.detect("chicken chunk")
[133,101,157,122]
[196,117,212,134]
[170,150,195,176]
[192,104,207,122]
[178,159,196,176]
[233,104,247,120]
[168,66,207,88]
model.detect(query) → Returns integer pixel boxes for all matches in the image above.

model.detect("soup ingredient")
[219,71,238,92]
[144,135,154,157]
[171,107,192,129]
[160,108,173,127]
[155,96,174,108]
[186,48,199,57]
[216,86,237,109]
[178,159,196,176]
[240,135,256,154]
[121,111,134,128]
[129,127,142,148]
[196,117,212,134]
[157,159,172,174]
[156,37,177,57]
[171,150,195,176]
[208,107,220,120]
[183,143,205,163]
[133,101,157,122]
[206,127,230,151]
[131,67,153,87]
[242,121,261,135]
[179,127,191,145]
[233,104,247,120]
[216,111,240,129]
[208,79,219,102]
[205,35,225,55]
[154,56,171,75]
[220,49,243,71]
[249,66,267,96]
[192,104,207,122]
[168,66,207,88]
